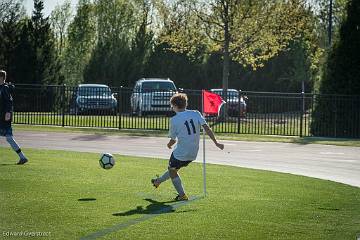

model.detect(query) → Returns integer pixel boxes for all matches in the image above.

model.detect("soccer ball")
[99,153,115,169]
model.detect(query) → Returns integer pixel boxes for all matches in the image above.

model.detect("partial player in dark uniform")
[0,70,28,164]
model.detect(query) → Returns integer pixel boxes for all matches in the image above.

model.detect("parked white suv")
[130,78,177,116]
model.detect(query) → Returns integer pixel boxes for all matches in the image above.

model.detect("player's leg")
[151,153,175,188]
[169,167,188,201]
[4,127,28,164]
[151,170,170,188]
[168,154,191,201]
[152,153,189,201]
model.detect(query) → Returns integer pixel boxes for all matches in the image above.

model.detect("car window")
[141,82,176,92]
[213,90,238,100]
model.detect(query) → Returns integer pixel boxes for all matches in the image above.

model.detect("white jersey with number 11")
[168,110,207,161]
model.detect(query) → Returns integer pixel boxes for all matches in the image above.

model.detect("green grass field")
[1,147,359,239]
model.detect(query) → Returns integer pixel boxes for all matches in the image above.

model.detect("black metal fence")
[11,84,360,138]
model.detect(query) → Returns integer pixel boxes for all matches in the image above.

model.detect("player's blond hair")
[170,93,188,109]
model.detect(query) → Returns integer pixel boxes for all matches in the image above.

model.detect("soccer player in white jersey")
[152,93,224,201]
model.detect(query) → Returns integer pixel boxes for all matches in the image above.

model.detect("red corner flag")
[202,90,225,115]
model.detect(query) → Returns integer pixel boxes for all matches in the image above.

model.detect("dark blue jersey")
[0,83,14,128]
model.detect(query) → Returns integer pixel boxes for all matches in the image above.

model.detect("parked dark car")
[70,84,118,115]
[211,89,247,117]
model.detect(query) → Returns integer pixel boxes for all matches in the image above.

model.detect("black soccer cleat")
[17,158,28,165]
[174,194,189,201]
[151,175,160,188]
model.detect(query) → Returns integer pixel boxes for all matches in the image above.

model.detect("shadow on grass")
[0,163,16,166]
[318,207,340,211]
[71,134,108,141]
[292,137,360,146]
[78,198,97,201]
[112,198,177,216]
[175,209,197,214]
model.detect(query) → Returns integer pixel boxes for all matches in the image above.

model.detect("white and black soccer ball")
[99,153,115,169]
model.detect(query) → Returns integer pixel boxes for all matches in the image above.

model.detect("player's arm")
[2,86,12,121]
[167,139,176,149]
[202,124,224,150]
[167,119,177,149]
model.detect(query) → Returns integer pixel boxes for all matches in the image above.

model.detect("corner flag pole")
[201,90,207,197]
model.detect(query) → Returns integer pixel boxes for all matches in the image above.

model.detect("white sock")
[171,176,185,196]
[158,171,170,183]
[6,136,26,160]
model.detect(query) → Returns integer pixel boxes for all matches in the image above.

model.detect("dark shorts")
[168,153,192,170]
[0,126,13,136]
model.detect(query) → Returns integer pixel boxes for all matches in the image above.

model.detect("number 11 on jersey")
[184,119,196,135]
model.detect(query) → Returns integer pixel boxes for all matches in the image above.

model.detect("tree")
[31,0,62,85]
[146,42,204,89]
[319,0,360,95]
[130,0,154,84]
[13,0,62,85]
[84,0,155,87]
[157,0,308,96]
[50,0,72,57]
[311,0,360,137]
[309,0,348,47]
[84,0,137,86]
[63,0,96,85]
[227,6,323,93]
[0,0,25,81]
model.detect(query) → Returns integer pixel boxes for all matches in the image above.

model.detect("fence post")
[118,86,122,130]
[61,84,66,127]
[300,91,305,137]
[237,90,241,134]
[334,96,337,137]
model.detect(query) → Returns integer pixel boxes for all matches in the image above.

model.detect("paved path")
[1,131,359,187]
